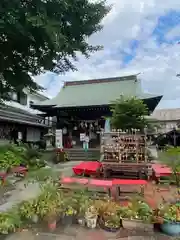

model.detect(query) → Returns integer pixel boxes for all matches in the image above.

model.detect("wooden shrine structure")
[32,74,162,149]
[100,129,152,179]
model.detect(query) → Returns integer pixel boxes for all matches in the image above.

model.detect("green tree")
[0,0,109,99]
[159,147,180,186]
[111,97,148,131]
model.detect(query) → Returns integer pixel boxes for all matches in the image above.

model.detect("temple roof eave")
[33,94,162,109]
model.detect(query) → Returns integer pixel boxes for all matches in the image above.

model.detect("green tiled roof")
[37,75,160,108]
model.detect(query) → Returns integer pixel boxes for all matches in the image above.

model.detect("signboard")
[80,133,86,142]
[18,132,22,140]
[56,129,63,148]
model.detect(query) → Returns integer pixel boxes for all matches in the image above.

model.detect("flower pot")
[48,220,57,231]
[123,219,153,232]
[78,217,86,227]
[100,224,120,232]
[153,223,162,232]
[62,215,73,226]
[86,216,97,229]
[99,219,120,232]
[98,217,120,232]
[161,222,180,236]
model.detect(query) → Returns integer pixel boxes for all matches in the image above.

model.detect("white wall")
[26,127,41,142]
[4,90,48,115]
[157,121,178,133]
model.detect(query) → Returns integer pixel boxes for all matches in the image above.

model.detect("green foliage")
[18,200,37,221]
[0,0,109,98]
[159,147,180,186]
[25,148,41,160]
[0,144,46,170]
[145,121,161,135]
[55,150,69,163]
[121,198,152,222]
[111,97,148,131]
[158,202,180,222]
[37,181,63,219]
[0,150,21,170]
[0,208,22,234]
[26,168,59,182]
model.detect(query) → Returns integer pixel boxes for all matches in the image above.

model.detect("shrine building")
[32,74,162,148]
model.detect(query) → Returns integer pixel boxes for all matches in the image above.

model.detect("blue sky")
[36,0,180,110]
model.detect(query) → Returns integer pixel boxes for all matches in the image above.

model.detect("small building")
[150,108,180,147]
[33,74,162,148]
[0,89,55,145]
[151,108,180,134]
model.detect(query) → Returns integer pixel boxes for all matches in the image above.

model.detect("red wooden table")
[72,161,102,176]
[151,164,172,178]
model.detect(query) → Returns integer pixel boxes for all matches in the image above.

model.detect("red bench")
[0,172,7,184]
[0,166,28,184]
[11,166,28,177]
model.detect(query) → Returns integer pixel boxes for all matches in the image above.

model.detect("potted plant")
[95,199,122,232]
[19,200,39,223]
[74,189,90,226]
[62,206,77,226]
[36,181,63,230]
[85,205,98,229]
[0,209,22,234]
[100,213,121,232]
[158,202,180,236]
[39,196,61,231]
[45,206,59,231]
[122,198,153,231]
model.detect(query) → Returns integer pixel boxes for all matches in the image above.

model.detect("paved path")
[2,161,175,239]
[4,226,175,240]
[0,161,77,213]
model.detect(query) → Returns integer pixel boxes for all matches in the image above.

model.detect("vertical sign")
[80,133,85,142]
[56,129,63,148]
[18,132,22,140]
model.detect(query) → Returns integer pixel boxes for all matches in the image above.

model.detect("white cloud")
[35,0,180,109]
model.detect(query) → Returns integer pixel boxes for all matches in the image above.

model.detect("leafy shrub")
[0,209,22,234]
[25,148,41,160]
[27,158,46,170]
[54,149,69,163]
[0,150,21,170]
[39,140,46,150]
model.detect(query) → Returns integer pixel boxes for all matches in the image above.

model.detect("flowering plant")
[64,206,77,216]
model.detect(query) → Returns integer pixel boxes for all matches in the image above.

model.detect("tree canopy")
[111,97,148,131]
[0,0,109,99]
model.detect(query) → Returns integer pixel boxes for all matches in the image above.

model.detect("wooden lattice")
[101,130,147,164]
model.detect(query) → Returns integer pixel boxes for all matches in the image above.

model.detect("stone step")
[65,149,100,161]
[68,157,99,160]
[67,153,99,157]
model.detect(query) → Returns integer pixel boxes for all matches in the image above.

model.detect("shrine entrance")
[61,119,105,149]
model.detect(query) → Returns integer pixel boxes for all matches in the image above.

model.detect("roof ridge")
[64,74,138,87]
[154,108,180,112]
